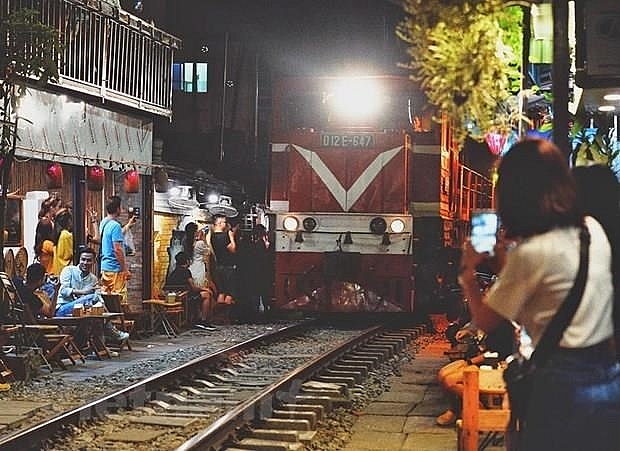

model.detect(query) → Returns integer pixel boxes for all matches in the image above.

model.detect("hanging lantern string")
[13,144,168,171]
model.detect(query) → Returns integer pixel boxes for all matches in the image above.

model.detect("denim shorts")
[522,342,620,451]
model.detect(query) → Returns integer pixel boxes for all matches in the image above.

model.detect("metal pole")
[253,52,259,164]
[520,4,532,139]
[219,32,229,162]
[552,0,570,156]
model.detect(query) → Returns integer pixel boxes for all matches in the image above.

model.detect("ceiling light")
[603,94,620,101]
[598,105,616,112]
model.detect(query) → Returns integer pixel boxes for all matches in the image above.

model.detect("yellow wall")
[152,213,180,298]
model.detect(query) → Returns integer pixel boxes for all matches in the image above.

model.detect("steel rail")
[176,324,384,451]
[0,321,315,450]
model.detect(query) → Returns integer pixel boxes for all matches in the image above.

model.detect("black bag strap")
[530,223,590,365]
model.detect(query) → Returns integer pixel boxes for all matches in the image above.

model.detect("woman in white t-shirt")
[459,139,619,451]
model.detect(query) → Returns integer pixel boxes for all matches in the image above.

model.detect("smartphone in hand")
[128,207,140,219]
[470,210,499,255]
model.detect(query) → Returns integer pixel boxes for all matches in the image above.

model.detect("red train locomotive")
[268,75,493,313]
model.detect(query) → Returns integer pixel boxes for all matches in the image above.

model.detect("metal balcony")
[1,0,181,117]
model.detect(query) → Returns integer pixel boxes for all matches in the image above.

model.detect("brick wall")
[153,213,179,298]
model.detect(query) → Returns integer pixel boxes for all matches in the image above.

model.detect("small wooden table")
[40,313,123,359]
[142,300,183,338]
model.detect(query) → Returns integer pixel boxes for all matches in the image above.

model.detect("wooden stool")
[0,326,17,382]
[457,365,510,451]
[143,300,184,338]
[0,358,15,383]
[43,334,85,369]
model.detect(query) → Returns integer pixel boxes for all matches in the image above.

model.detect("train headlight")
[330,77,382,120]
[283,216,299,232]
[390,218,405,233]
[369,217,387,234]
[302,217,317,232]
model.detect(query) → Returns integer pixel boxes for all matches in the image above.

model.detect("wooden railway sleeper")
[221,328,421,451]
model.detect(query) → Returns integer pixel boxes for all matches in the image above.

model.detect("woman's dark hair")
[34,197,60,255]
[182,222,198,259]
[497,139,581,238]
[53,209,73,244]
[573,164,619,232]
[572,163,620,359]
[26,263,46,284]
[37,196,61,219]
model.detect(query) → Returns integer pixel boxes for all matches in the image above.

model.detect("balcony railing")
[457,164,494,222]
[1,0,181,117]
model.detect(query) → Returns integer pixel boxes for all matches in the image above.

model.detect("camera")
[128,206,140,218]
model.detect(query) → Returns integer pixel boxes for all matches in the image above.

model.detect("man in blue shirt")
[99,196,130,302]
[56,247,102,316]
[55,247,129,343]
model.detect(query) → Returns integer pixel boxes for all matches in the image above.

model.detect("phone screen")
[470,210,498,255]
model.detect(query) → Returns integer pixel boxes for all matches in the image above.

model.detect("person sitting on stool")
[166,251,216,331]
[436,319,516,426]
[15,263,58,322]
[56,247,129,345]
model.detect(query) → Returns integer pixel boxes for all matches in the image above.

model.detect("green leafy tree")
[396,0,523,145]
[0,9,63,268]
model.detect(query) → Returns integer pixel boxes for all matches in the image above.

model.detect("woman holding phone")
[458,139,619,451]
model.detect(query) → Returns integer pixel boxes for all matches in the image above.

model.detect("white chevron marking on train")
[292,145,402,211]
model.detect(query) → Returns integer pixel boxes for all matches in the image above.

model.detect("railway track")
[1,321,426,450]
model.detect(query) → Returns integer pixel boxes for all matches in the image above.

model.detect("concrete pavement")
[343,334,504,451]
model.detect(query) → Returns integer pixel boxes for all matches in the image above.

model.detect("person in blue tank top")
[99,196,130,302]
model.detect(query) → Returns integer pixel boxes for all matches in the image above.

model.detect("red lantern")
[46,162,63,189]
[87,165,105,191]
[485,132,507,156]
[124,168,140,193]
